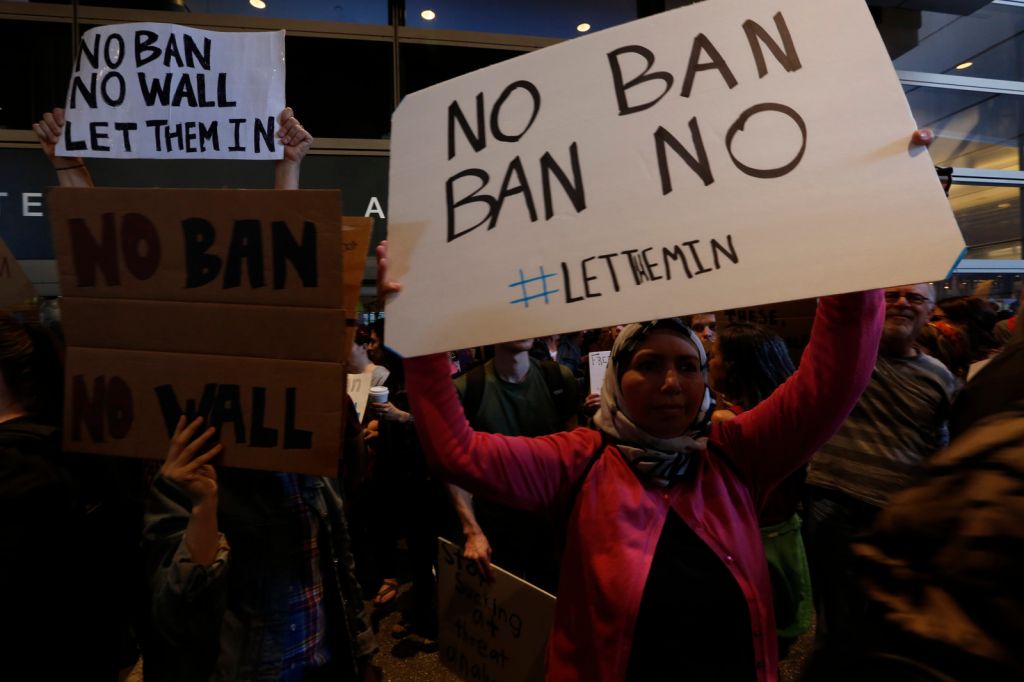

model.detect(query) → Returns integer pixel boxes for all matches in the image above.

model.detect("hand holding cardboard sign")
[33,108,93,188]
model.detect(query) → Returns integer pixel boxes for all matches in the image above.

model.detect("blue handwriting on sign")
[508,266,559,308]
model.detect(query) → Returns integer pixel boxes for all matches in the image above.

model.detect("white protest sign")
[588,350,610,396]
[385,0,965,357]
[347,373,371,422]
[438,538,555,682]
[56,23,285,160]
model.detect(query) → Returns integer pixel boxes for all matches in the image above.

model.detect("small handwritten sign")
[347,373,371,422]
[438,538,555,682]
[385,0,963,356]
[56,23,285,160]
[588,350,610,396]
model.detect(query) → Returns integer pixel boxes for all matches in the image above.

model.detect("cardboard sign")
[56,23,285,160]
[342,217,373,355]
[385,0,964,357]
[588,350,610,396]
[65,347,344,476]
[346,373,371,423]
[438,538,555,682]
[717,298,818,363]
[51,187,346,475]
[49,188,342,307]
[0,236,37,307]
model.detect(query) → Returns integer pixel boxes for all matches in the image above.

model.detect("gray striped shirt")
[807,351,955,507]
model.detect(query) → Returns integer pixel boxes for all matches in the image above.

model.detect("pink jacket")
[406,291,883,681]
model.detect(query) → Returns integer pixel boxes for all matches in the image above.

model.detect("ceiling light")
[249,0,266,8]
[577,22,591,33]
[955,61,973,70]
[998,202,1012,208]
[421,9,436,20]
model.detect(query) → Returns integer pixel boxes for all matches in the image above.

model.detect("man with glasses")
[803,283,956,675]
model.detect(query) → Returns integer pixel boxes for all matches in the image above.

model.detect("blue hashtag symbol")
[508,266,559,308]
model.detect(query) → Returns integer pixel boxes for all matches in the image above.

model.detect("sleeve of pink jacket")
[714,290,884,505]
[404,353,604,512]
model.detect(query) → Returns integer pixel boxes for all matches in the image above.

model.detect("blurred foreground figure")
[843,377,1024,680]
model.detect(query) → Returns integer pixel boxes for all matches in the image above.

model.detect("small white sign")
[588,350,610,396]
[56,23,285,160]
[438,537,555,682]
[347,373,371,422]
[385,0,964,357]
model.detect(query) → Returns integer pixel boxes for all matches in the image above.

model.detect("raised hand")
[160,416,223,504]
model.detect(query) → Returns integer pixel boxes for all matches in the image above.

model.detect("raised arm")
[378,242,601,509]
[33,108,93,188]
[715,290,883,499]
[274,106,313,190]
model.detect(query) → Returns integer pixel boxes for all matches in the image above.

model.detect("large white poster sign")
[56,23,285,160]
[385,0,965,357]
[438,538,555,682]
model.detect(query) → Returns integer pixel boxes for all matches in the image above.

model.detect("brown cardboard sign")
[342,216,372,355]
[52,187,347,475]
[716,297,818,363]
[61,298,346,363]
[65,347,344,476]
[49,187,343,308]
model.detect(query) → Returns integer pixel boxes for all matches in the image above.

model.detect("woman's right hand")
[160,416,223,505]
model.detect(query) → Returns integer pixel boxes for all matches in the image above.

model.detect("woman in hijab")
[379,242,881,681]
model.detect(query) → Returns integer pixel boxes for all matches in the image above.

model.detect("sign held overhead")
[56,23,285,160]
[385,0,964,357]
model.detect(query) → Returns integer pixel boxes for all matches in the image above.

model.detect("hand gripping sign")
[56,23,285,160]
[384,0,964,357]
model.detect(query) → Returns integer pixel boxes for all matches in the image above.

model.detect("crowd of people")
[1,110,1022,682]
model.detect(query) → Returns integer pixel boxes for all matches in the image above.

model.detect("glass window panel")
[0,21,74,130]
[400,43,521,96]
[934,272,1021,303]
[285,36,394,139]
[950,184,1022,252]
[24,0,390,25]
[905,87,1023,170]
[890,3,1024,78]
[405,0,635,38]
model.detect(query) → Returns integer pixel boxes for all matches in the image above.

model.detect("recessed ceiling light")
[421,9,436,20]
[998,202,1012,208]
[955,61,974,70]
[249,0,266,8]
[577,22,591,33]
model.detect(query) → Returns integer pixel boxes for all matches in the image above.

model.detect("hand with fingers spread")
[161,416,223,505]
[32,108,93,187]
[274,106,313,190]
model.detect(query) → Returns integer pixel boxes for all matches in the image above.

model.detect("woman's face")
[619,330,705,438]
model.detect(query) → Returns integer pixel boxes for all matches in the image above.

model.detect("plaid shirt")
[275,473,331,682]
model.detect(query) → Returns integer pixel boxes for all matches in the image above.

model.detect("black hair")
[936,295,998,359]
[0,314,64,424]
[354,325,374,346]
[714,322,794,409]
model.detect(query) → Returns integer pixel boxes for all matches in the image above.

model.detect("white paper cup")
[368,386,389,403]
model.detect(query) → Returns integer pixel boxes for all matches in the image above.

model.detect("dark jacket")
[143,469,376,682]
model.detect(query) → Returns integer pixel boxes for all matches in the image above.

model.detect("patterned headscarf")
[593,318,714,486]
